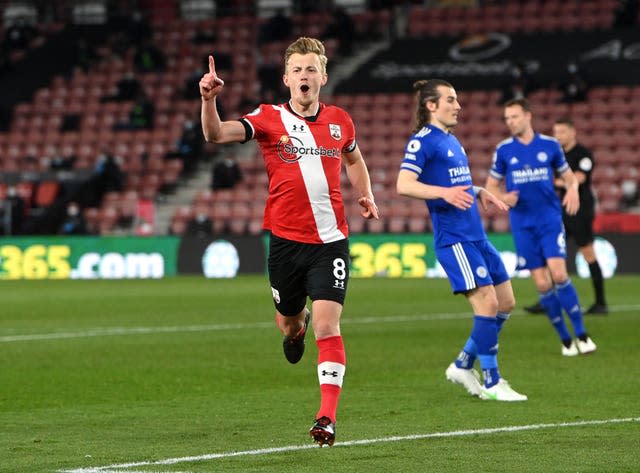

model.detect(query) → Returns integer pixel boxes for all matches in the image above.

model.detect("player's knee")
[499,295,516,314]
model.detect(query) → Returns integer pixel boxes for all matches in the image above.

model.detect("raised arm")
[200,55,246,144]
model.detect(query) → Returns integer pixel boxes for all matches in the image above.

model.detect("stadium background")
[0,0,638,280]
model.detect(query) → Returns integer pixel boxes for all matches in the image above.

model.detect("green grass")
[1,275,639,472]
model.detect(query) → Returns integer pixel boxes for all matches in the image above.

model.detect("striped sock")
[316,336,346,422]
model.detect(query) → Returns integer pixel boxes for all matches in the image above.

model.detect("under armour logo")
[292,124,305,132]
[322,370,339,377]
[333,280,345,289]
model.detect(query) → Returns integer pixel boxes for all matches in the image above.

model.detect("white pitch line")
[0,312,471,343]
[60,417,640,473]
[4,304,639,344]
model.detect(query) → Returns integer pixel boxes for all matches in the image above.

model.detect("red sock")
[316,335,346,422]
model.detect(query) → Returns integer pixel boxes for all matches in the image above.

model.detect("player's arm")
[343,145,379,219]
[485,175,519,208]
[200,55,246,144]
[397,169,474,210]
[559,168,580,215]
[474,186,509,212]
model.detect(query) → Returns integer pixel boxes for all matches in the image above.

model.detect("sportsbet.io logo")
[276,135,340,163]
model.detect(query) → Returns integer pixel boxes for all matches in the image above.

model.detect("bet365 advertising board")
[0,233,635,280]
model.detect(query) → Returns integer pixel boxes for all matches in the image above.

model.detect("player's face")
[504,105,531,137]
[552,123,576,149]
[429,86,461,131]
[283,53,327,109]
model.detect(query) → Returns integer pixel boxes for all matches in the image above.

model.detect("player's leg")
[547,257,597,354]
[571,214,607,314]
[530,265,575,354]
[306,239,349,446]
[268,234,310,363]
[466,285,526,401]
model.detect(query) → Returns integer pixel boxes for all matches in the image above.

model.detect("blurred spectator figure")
[558,60,588,104]
[323,6,355,56]
[211,155,243,190]
[185,207,214,238]
[94,151,125,196]
[183,67,204,99]
[133,38,166,73]
[73,38,99,73]
[43,147,76,171]
[498,61,532,105]
[22,154,39,172]
[126,10,152,46]
[101,71,142,102]
[613,0,639,28]
[2,185,25,235]
[257,50,284,101]
[3,18,38,51]
[167,119,204,175]
[114,91,155,130]
[620,179,639,210]
[259,9,293,43]
[59,201,88,235]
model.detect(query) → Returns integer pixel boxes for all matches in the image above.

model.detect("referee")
[524,117,608,315]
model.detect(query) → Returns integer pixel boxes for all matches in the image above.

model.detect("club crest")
[329,123,341,140]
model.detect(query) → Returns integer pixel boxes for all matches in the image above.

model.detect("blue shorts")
[435,239,510,294]
[513,219,567,270]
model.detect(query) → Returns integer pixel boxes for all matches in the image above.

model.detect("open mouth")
[300,84,310,93]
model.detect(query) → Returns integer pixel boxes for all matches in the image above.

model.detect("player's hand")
[502,190,519,208]
[476,187,509,212]
[563,186,580,215]
[443,185,475,210]
[358,196,379,219]
[199,55,225,101]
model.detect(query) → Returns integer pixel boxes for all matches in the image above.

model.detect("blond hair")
[284,37,328,73]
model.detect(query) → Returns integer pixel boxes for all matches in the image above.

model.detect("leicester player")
[524,117,608,315]
[397,79,527,401]
[199,37,379,446]
[486,98,597,356]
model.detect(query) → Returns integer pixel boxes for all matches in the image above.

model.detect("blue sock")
[471,315,500,388]
[496,312,510,334]
[540,289,572,342]
[555,279,587,338]
[454,337,477,369]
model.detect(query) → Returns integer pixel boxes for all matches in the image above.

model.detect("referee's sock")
[588,261,607,306]
[540,289,572,344]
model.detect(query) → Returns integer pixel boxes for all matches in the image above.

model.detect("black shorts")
[563,213,594,247]
[268,234,350,316]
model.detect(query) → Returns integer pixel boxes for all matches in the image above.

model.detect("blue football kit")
[490,133,570,269]
[400,124,509,294]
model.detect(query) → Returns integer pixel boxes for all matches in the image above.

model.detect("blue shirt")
[400,124,486,248]
[490,133,569,230]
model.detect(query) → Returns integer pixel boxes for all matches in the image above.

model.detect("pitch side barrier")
[0,233,636,280]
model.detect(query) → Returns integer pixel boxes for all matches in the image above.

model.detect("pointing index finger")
[208,55,216,74]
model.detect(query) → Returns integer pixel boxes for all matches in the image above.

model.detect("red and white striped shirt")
[241,102,356,244]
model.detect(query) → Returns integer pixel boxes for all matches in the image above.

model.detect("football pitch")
[2,275,639,472]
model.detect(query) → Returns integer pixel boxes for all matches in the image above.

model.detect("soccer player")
[486,98,597,356]
[524,117,608,315]
[397,79,527,402]
[199,37,379,446]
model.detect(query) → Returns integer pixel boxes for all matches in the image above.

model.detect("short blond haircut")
[284,37,328,74]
